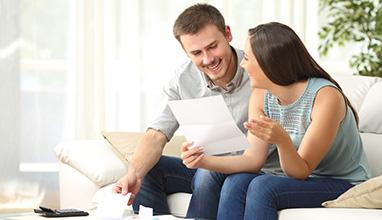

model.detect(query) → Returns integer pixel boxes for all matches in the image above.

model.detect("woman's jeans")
[132,155,227,219]
[217,173,354,220]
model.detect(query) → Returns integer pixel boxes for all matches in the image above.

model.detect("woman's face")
[240,37,269,89]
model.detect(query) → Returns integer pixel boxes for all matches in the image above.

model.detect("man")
[113,3,251,219]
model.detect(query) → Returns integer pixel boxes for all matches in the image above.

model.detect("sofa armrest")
[55,139,128,187]
[59,162,100,209]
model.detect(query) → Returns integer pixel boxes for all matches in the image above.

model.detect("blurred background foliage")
[318,0,382,77]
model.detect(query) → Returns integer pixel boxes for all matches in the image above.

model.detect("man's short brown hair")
[173,4,226,42]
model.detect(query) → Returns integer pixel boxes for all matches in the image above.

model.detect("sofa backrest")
[333,75,382,177]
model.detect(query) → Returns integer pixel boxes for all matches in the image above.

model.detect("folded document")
[168,95,249,155]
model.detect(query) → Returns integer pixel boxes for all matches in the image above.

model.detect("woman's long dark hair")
[249,22,359,124]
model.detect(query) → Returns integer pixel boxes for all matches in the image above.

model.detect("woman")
[181,22,370,220]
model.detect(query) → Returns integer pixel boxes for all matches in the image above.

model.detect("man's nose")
[202,52,213,65]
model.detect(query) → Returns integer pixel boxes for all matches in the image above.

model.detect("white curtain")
[66,0,106,139]
[0,0,321,209]
[0,0,22,207]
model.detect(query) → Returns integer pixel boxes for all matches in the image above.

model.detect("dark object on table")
[34,206,89,218]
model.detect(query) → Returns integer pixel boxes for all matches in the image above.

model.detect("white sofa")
[55,75,382,219]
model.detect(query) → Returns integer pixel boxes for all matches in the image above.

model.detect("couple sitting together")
[113,3,371,220]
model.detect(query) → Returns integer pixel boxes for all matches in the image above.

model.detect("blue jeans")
[217,173,354,220]
[133,156,227,219]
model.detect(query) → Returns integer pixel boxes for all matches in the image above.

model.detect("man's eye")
[192,51,201,56]
[209,44,217,49]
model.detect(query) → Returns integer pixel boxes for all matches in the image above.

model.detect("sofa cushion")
[93,184,190,218]
[278,208,382,220]
[333,75,382,134]
[358,81,382,134]
[167,193,192,217]
[322,175,382,209]
[55,140,128,187]
[332,75,380,113]
[360,133,382,177]
[101,132,141,166]
[101,131,186,166]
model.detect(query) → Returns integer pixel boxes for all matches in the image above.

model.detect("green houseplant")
[318,0,382,76]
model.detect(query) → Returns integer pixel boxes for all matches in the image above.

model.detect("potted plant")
[318,0,382,77]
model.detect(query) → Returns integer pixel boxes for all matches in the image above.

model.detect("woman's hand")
[180,141,204,169]
[244,115,289,145]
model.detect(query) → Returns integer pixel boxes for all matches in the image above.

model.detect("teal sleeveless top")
[261,77,371,184]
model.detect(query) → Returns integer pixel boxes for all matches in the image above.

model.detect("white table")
[1,211,184,219]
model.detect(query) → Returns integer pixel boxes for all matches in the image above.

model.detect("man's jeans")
[217,173,354,220]
[133,156,227,219]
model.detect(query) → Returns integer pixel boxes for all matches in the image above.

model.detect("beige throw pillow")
[101,131,186,166]
[322,175,382,208]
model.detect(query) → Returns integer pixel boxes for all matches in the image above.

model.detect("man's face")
[180,24,234,87]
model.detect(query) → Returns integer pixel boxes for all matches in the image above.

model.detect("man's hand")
[180,142,204,169]
[112,168,142,205]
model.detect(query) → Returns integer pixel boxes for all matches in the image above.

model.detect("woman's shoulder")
[316,86,343,101]
[312,84,346,122]
[310,77,343,103]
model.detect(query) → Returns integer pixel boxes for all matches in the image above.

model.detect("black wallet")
[34,206,89,218]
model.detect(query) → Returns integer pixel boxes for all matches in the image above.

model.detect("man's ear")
[225,25,233,42]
